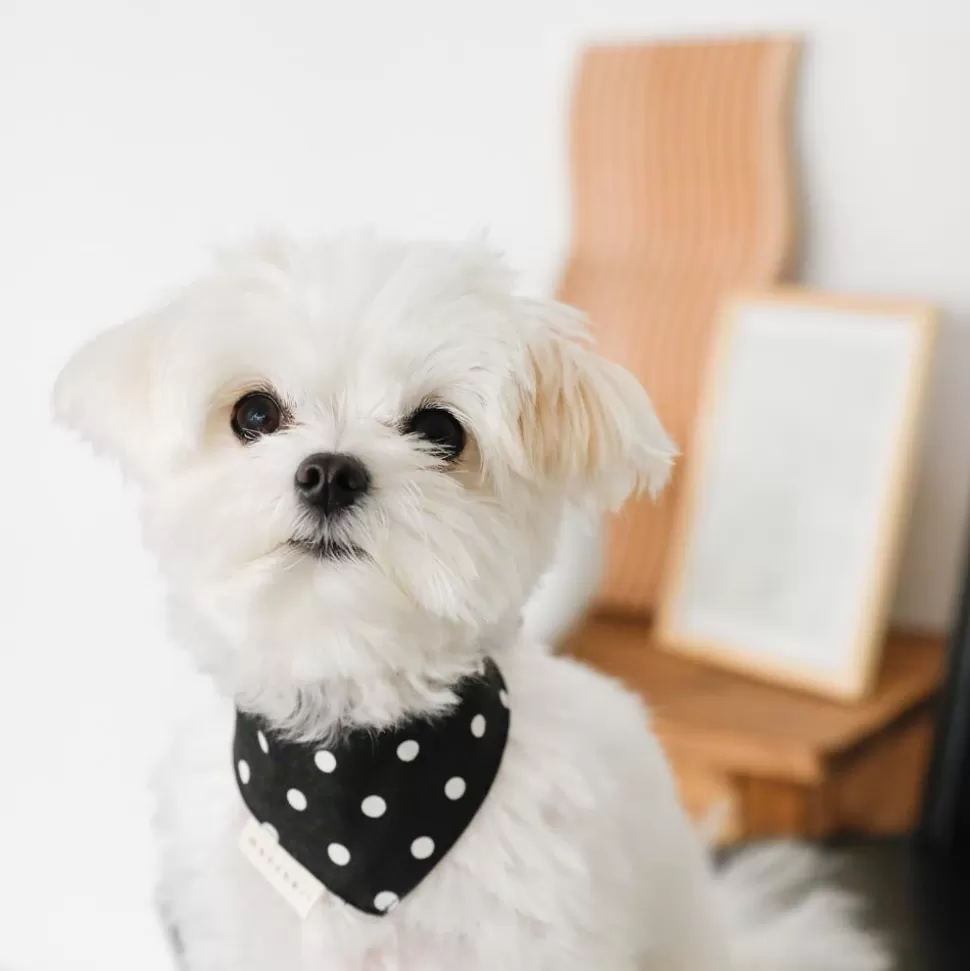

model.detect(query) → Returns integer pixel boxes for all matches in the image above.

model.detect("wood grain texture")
[567,616,944,842]
[558,38,801,615]
[828,705,937,836]
[567,617,944,784]
[737,778,830,840]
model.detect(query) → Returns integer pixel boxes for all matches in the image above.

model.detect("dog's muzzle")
[294,452,371,517]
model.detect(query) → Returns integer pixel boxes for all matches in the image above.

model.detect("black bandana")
[232,659,510,916]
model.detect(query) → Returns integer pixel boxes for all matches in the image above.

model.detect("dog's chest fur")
[153,644,711,971]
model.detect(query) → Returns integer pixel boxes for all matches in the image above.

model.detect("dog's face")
[54,236,673,715]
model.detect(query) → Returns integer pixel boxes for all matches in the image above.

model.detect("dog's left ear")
[515,299,677,510]
[53,310,167,480]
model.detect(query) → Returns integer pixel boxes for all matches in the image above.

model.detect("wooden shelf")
[566,616,946,842]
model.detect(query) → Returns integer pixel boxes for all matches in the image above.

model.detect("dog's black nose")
[295,452,371,514]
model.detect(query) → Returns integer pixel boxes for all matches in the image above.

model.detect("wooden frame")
[658,288,937,700]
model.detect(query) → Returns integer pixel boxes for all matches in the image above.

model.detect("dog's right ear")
[53,310,164,479]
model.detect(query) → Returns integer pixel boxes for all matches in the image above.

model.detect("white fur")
[54,234,885,970]
[521,506,606,647]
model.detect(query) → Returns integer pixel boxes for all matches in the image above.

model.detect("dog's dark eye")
[231,391,283,442]
[406,407,466,460]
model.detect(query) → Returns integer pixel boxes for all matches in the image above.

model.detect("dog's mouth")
[289,537,367,561]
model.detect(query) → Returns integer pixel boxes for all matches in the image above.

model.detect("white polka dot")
[237,759,251,785]
[396,739,420,762]
[314,750,337,773]
[499,689,509,708]
[445,777,466,800]
[471,714,487,738]
[261,822,279,841]
[374,891,399,913]
[328,843,351,866]
[257,730,269,754]
[287,788,308,811]
[361,795,387,818]
[411,836,435,860]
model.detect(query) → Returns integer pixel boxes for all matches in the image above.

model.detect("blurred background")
[3,2,970,969]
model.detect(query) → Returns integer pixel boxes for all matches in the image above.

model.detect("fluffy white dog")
[54,234,885,971]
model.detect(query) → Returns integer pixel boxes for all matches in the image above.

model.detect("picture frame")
[657,288,937,700]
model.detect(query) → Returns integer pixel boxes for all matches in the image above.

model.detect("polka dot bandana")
[233,659,511,916]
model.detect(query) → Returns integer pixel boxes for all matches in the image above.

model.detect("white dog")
[54,234,885,971]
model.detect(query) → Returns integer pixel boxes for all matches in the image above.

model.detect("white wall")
[1,2,969,967]
[4,5,970,630]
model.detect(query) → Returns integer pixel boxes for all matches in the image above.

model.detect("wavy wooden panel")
[559,37,800,616]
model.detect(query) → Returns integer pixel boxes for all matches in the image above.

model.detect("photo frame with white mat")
[657,288,937,701]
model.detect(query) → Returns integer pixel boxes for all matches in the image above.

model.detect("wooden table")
[567,617,946,842]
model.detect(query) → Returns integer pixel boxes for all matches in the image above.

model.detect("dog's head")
[54,236,674,719]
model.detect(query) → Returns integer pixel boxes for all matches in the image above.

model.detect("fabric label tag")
[239,816,324,919]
